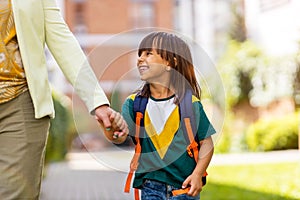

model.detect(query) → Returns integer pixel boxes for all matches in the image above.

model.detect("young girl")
[108,31,215,200]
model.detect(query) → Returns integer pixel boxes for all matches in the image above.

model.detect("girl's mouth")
[138,65,149,74]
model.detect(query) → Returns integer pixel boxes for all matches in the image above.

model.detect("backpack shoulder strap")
[124,94,148,200]
[133,94,148,128]
[180,90,199,162]
[172,90,208,197]
[180,89,197,143]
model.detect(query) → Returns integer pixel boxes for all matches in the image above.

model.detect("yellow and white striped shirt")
[0,0,28,103]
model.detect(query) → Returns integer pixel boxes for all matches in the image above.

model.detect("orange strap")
[124,171,140,199]
[186,140,198,163]
[172,187,190,196]
[124,112,143,200]
[172,172,208,197]
[184,118,199,163]
[175,118,207,197]
[184,118,208,176]
[124,171,134,193]
[126,115,206,199]
[134,188,140,200]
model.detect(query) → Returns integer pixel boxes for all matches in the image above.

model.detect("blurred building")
[245,0,300,116]
[49,0,234,94]
[46,0,231,138]
[49,0,300,90]
[175,0,233,60]
[245,0,300,56]
[56,0,174,95]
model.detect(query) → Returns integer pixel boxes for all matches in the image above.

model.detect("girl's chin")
[140,75,148,81]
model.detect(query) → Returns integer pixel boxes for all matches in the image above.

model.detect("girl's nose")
[137,55,145,65]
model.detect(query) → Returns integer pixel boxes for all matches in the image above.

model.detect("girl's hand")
[109,111,129,139]
[96,108,128,144]
[181,173,203,197]
[182,136,214,196]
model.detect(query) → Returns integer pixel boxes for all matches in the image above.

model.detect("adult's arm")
[42,0,109,114]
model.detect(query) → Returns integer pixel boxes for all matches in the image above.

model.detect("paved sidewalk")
[40,150,133,200]
[40,149,300,200]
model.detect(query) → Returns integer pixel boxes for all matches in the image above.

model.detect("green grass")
[201,162,300,200]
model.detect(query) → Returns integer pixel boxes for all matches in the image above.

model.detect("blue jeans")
[141,179,200,200]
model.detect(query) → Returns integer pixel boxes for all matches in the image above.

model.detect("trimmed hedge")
[245,113,299,151]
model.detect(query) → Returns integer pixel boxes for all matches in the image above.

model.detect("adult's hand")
[94,105,128,135]
[94,105,113,129]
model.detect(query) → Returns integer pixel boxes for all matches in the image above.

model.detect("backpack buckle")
[186,147,193,157]
[186,141,198,158]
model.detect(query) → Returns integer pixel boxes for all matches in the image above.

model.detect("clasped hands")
[94,105,129,144]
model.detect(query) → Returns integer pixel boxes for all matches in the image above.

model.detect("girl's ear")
[166,57,177,67]
[174,57,177,66]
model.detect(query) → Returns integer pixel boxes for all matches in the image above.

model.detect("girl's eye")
[146,51,153,56]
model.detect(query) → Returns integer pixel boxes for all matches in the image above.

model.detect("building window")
[73,2,87,34]
[130,1,155,28]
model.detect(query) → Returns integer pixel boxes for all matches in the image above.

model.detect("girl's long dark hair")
[137,31,201,103]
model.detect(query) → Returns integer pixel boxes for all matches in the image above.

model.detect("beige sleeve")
[42,0,109,113]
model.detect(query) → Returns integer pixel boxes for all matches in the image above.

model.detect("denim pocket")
[141,179,167,200]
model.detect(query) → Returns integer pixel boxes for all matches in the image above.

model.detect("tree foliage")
[217,40,266,108]
[217,40,298,109]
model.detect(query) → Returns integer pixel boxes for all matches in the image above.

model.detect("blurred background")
[41,0,300,200]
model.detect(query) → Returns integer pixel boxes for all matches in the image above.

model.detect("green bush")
[245,113,299,151]
[214,130,231,153]
[214,112,233,153]
[45,91,76,163]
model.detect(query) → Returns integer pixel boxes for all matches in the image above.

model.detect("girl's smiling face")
[137,49,170,83]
